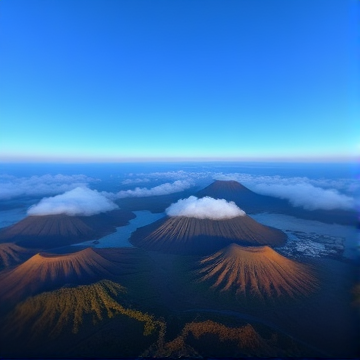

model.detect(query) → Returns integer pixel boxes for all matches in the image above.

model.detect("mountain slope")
[0,243,33,270]
[130,215,286,255]
[0,209,136,249]
[197,243,317,299]
[0,247,145,302]
[0,279,160,357]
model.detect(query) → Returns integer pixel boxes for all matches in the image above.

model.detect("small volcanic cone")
[0,247,143,302]
[198,243,317,299]
[0,243,33,269]
[130,215,286,255]
[0,209,135,249]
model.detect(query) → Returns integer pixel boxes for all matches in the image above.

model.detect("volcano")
[0,243,33,270]
[197,243,317,299]
[0,247,144,302]
[0,209,136,249]
[197,180,357,225]
[197,180,254,198]
[130,215,286,255]
[196,180,288,214]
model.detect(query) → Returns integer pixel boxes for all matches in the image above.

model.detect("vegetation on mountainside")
[4,280,159,337]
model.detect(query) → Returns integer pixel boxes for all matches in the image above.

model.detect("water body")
[0,208,27,229]
[252,213,358,259]
[72,210,164,248]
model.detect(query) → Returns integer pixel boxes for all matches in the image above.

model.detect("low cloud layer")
[166,196,245,220]
[115,180,193,198]
[0,174,96,200]
[127,170,358,211]
[252,183,355,211]
[27,187,118,216]
[121,178,150,185]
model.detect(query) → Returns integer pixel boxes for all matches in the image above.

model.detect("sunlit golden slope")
[0,243,32,269]
[2,280,159,338]
[0,247,144,302]
[198,243,317,299]
[130,215,286,255]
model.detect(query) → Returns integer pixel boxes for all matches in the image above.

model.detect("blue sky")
[0,0,358,162]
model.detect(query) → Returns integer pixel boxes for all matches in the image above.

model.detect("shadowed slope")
[197,180,255,199]
[0,209,136,249]
[198,244,317,299]
[130,215,286,255]
[0,243,33,269]
[0,247,144,302]
[197,180,357,225]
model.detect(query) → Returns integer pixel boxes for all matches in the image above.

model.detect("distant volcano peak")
[196,180,255,201]
[211,180,251,191]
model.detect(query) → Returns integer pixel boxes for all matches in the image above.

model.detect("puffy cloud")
[115,180,193,198]
[0,174,96,200]
[166,196,245,220]
[27,187,118,216]
[251,183,355,211]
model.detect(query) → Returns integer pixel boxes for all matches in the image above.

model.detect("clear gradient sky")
[0,0,358,162]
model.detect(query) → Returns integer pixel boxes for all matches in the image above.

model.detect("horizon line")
[0,155,358,164]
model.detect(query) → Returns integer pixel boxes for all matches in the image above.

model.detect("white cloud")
[166,196,245,220]
[27,187,118,216]
[252,182,355,211]
[115,180,193,198]
[121,178,150,185]
[0,174,97,200]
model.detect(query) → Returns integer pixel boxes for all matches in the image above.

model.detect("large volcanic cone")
[0,247,143,302]
[0,209,135,249]
[198,243,317,299]
[130,215,286,255]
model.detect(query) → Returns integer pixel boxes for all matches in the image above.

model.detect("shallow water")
[251,212,358,259]
[71,210,165,248]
